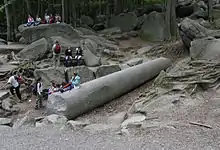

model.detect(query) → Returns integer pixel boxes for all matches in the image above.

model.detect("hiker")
[3,72,22,102]
[49,14,55,24]
[34,15,41,26]
[52,40,61,69]
[44,13,50,24]
[25,14,34,27]
[35,77,43,109]
[48,80,59,95]
[60,72,81,93]
[65,46,73,67]
[74,47,83,65]
[55,13,61,23]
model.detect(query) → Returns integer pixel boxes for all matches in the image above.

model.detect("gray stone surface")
[94,64,121,78]
[17,38,49,60]
[47,58,172,119]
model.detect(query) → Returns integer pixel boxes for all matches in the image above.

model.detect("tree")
[4,0,11,41]
[208,0,214,22]
[165,0,177,40]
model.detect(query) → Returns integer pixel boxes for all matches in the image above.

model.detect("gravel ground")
[0,124,220,150]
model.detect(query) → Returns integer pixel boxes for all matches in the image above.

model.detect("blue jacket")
[71,75,80,87]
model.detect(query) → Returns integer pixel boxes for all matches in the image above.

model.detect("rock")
[109,12,138,32]
[83,124,117,133]
[103,49,123,57]
[96,14,107,23]
[176,3,194,18]
[18,23,80,44]
[111,33,130,40]
[126,58,143,67]
[0,44,27,54]
[38,114,68,127]
[64,120,89,130]
[126,31,139,37]
[119,64,130,70]
[99,27,122,35]
[93,23,105,31]
[80,15,94,26]
[1,99,13,111]
[0,118,12,126]
[13,116,35,128]
[19,37,26,44]
[140,11,168,42]
[17,38,49,60]
[107,112,127,125]
[94,64,121,78]
[34,66,95,88]
[0,91,9,101]
[0,125,11,130]
[137,46,153,55]
[190,37,220,60]
[177,0,193,6]
[0,38,7,45]
[76,27,96,35]
[121,113,146,128]
[8,61,20,65]
[179,17,220,49]
[47,58,172,119]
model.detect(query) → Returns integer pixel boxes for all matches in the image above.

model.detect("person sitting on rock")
[60,72,81,93]
[55,13,61,23]
[34,14,41,26]
[44,13,50,24]
[49,14,55,24]
[65,46,73,67]
[75,47,83,65]
[52,40,61,69]
[25,14,34,27]
[48,80,59,95]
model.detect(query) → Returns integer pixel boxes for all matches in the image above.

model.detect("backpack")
[32,82,37,96]
[14,75,24,84]
[54,44,61,54]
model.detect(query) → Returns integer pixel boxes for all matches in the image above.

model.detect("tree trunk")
[62,0,65,22]
[4,0,11,42]
[165,0,171,40]
[24,0,31,15]
[208,0,214,22]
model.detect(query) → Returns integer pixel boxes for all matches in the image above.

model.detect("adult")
[25,14,34,27]
[44,13,50,24]
[3,72,22,102]
[75,47,83,65]
[52,40,61,69]
[55,13,61,23]
[60,72,81,93]
[34,14,41,26]
[35,77,43,109]
[65,46,73,67]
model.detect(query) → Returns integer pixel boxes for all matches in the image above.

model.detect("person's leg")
[53,54,57,68]
[15,86,22,101]
[57,54,60,67]
[10,86,15,95]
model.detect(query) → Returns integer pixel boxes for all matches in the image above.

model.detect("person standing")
[3,72,22,102]
[52,40,61,69]
[35,77,43,109]
[65,46,73,67]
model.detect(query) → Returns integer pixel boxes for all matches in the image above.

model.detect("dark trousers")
[10,85,21,100]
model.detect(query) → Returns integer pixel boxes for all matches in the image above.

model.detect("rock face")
[140,11,168,42]
[47,58,172,119]
[34,66,95,88]
[17,38,49,60]
[18,23,80,44]
[190,37,220,60]
[109,12,138,32]
[80,15,94,26]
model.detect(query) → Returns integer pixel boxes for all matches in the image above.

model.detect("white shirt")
[37,82,43,95]
[7,76,19,88]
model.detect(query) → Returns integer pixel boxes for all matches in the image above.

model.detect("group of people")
[24,12,61,27]
[4,70,81,110]
[52,40,83,68]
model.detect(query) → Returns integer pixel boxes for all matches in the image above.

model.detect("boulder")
[64,120,89,130]
[107,112,127,125]
[13,115,35,128]
[190,37,220,60]
[0,118,12,126]
[125,58,143,67]
[17,38,49,60]
[137,46,153,55]
[75,27,96,35]
[18,23,80,44]
[36,114,67,128]
[179,17,220,49]
[0,91,9,101]
[121,113,146,128]
[34,66,95,88]
[80,15,94,26]
[177,0,193,6]
[0,38,7,45]
[140,11,168,42]
[93,64,121,78]
[99,27,122,35]
[93,23,105,31]
[109,12,138,32]
[47,58,172,119]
